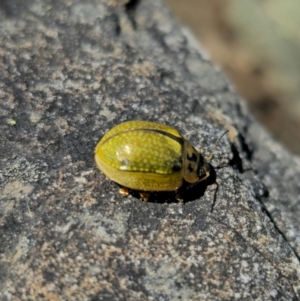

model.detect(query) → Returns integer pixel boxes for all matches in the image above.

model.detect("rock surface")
[0,0,300,300]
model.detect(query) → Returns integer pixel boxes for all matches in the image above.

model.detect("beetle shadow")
[179,164,217,204]
[125,164,218,207]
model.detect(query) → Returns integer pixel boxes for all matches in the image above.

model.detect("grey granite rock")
[0,0,299,300]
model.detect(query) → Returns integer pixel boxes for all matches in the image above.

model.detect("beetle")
[94,120,227,201]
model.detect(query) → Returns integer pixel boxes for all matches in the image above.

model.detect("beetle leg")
[139,192,151,202]
[119,187,130,197]
[175,190,184,203]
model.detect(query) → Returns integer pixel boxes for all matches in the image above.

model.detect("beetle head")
[197,155,210,181]
[182,141,210,183]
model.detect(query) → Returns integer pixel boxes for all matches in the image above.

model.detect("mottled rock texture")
[0,0,300,300]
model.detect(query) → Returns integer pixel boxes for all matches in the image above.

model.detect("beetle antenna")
[206,130,229,162]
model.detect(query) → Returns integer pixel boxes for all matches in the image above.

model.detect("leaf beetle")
[94,120,227,201]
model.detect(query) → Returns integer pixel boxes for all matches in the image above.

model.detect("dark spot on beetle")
[171,157,182,172]
[187,152,197,162]
[188,163,194,173]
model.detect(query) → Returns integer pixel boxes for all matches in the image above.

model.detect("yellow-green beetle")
[95,120,225,196]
